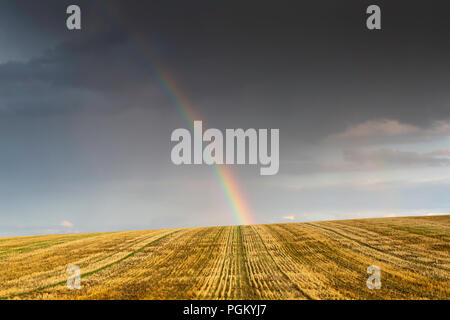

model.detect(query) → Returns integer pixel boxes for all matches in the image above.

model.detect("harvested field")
[0,215,448,300]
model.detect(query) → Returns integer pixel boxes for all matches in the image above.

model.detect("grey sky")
[1,0,450,236]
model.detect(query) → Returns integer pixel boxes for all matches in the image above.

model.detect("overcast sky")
[1,0,450,236]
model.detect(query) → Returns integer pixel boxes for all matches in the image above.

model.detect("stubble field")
[0,215,449,300]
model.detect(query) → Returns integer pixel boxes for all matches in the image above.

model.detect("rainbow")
[159,71,254,226]
[98,4,255,225]
[212,165,253,225]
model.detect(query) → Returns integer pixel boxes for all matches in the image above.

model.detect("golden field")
[0,215,449,300]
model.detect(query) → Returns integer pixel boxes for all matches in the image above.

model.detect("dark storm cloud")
[1,0,449,135]
[0,30,138,90]
[1,0,450,176]
[0,28,172,115]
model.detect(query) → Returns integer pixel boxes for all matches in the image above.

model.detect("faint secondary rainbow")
[158,71,254,225]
